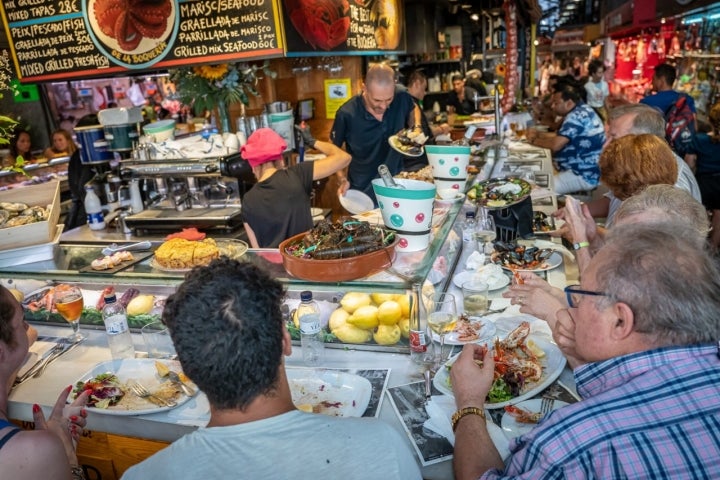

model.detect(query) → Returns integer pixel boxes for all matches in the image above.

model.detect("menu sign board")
[0,0,285,83]
[281,0,406,56]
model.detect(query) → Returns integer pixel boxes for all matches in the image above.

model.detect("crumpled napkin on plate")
[474,264,506,286]
[424,395,510,459]
[465,251,487,270]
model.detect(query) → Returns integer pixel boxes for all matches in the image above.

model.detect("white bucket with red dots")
[372,178,436,252]
[426,144,470,193]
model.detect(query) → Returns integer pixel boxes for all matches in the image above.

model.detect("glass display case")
[0,200,466,354]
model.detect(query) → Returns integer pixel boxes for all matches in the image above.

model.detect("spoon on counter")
[101,241,152,256]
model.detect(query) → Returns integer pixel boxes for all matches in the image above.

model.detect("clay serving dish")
[279,232,399,282]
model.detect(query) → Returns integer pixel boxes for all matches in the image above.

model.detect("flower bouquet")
[169,61,275,132]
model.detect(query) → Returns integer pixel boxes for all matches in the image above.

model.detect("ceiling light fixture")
[471,13,479,20]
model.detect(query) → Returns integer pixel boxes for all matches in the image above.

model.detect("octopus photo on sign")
[87,0,176,55]
[284,0,351,51]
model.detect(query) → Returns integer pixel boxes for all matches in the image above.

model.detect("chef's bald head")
[365,63,395,88]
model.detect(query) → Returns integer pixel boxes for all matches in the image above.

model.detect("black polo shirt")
[331,91,417,200]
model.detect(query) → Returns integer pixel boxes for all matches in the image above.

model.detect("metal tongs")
[101,241,152,256]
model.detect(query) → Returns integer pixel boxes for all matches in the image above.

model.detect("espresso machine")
[120,147,254,235]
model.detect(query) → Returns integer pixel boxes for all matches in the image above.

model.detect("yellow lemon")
[334,325,373,344]
[396,294,411,318]
[373,324,401,345]
[328,308,350,332]
[346,305,379,330]
[526,339,545,358]
[398,318,410,339]
[296,403,314,413]
[377,300,402,325]
[371,293,397,305]
[340,292,371,313]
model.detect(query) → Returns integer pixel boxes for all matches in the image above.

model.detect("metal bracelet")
[70,466,86,480]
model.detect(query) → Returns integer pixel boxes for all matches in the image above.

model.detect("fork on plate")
[540,397,555,418]
[128,381,177,408]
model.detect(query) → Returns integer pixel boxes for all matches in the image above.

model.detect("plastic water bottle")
[297,291,324,366]
[102,293,135,360]
[84,186,105,230]
[462,211,477,244]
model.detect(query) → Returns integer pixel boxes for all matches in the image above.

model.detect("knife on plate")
[166,370,196,397]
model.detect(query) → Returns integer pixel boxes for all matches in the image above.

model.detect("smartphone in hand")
[564,195,583,216]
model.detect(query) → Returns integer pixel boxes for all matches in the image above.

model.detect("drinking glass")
[426,292,457,365]
[475,209,496,257]
[516,166,536,186]
[141,321,176,359]
[54,284,86,342]
[462,281,490,316]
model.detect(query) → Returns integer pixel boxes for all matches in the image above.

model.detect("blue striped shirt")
[482,344,720,479]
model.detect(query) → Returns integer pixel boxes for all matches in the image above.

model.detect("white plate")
[496,251,563,273]
[286,368,371,417]
[434,193,466,207]
[72,359,193,415]
[431,318,497,345]
[501,398,569,439]
[453,270,511,291]
[388,135,424,157]
[433,336,566,409]
[310,208,324,217]
[339,189,374,214]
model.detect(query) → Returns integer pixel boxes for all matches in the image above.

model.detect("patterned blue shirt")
[555,103,605,186]
[481,344,720,479]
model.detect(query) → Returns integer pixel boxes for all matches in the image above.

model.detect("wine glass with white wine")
[426,292,457,367]
[54,284,86,343]
[475,208,497,259]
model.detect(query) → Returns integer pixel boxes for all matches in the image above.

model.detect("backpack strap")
[664,92,686,117]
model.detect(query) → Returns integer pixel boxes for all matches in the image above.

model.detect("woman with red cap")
[240,125,351,248]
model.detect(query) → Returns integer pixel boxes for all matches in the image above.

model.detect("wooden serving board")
[79,252,154,275]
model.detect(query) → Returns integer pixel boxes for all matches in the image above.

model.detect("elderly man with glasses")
[450,222,720,480]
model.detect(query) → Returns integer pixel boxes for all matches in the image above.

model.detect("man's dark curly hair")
[162,257,286,410]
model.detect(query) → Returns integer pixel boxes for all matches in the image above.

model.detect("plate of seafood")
[279,220,399,282]
[501,398,570,439]
[469,177,532,209]
[433,322,566,408]
[430,315,497,345]
[491,242,562,272]
[388,128,428,157]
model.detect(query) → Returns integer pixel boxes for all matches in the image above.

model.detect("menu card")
[0,0,284,82]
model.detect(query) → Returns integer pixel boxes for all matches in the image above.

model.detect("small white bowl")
[437,188,459,200]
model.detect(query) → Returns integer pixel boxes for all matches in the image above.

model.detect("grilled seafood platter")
[388,128,429,157]
[491,241,555,270]
[284,219,396,260]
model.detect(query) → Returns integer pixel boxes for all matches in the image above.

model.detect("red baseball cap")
[241,128,286,167]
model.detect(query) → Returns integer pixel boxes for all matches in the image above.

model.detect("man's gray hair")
[614,185,710,246]
[598,223,720,347]
[608,103,666,137]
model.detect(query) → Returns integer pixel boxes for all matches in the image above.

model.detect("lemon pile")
[329,292,411,346]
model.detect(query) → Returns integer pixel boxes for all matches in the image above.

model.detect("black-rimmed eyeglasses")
[564,285,609,308]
